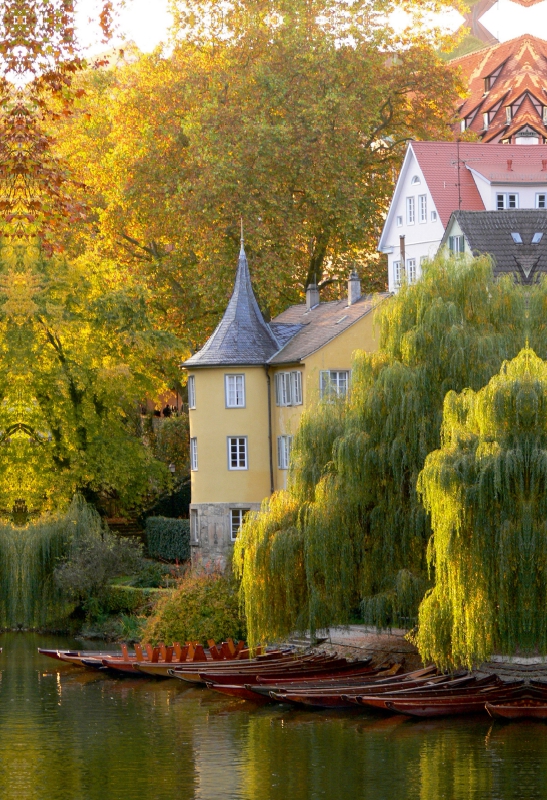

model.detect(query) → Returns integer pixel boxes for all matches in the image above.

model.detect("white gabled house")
[379,141,547,292]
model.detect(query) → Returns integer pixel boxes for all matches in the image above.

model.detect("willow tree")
[235,256,526,646]
[417,348,547,669]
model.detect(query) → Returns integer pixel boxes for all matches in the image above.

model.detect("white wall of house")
[379,144,547,293]
[379,146,447,293]
[469,169,547,210]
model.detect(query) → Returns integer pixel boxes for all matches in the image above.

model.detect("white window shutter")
[320,371,329,397]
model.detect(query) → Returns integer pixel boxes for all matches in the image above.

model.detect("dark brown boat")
[365,684,524,717]
[169,653,337,684]
[271,674,490,709]
[486,692,547,720]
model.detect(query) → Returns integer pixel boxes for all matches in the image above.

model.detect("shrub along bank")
[142,569,246,646]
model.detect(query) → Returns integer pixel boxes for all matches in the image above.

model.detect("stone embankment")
[289,625,423,671]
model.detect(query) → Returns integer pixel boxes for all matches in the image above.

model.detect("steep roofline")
[378,142,416,253]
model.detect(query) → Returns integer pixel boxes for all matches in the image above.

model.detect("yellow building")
[183,243,388,568]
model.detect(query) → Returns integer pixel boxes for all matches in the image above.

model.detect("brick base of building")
[189,502,262,571]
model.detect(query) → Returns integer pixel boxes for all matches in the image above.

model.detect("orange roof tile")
[452,35,547,143]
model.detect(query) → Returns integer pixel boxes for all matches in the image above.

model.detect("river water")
[0,633,545,800]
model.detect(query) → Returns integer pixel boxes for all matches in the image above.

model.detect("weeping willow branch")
[235,255,526,646]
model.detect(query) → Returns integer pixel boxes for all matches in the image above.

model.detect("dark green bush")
[146,517,190,562]
[103,585,169,614]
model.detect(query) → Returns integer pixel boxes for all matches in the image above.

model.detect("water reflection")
[0,634,544,799]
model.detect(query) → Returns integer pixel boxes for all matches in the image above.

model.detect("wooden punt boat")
[269,676,463,709]
[486,698,547,720]
[271,674,499,710]
[168,654,330,684]
[252,665,437,697]
[204,660,375,687]
[205,683,275,704]
[366,685,524,717]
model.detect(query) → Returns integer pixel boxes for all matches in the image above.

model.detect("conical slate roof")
[184,244,280,367]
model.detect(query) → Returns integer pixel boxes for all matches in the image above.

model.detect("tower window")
[228,437,248,470]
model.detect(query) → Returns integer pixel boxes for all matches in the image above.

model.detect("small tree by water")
[0,495,142,629]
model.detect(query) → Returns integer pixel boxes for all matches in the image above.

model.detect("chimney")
[306,283,320,310]
[507,159,513,171]
[347,270,361,305]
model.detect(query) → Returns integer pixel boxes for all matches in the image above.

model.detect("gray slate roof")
[184,245,280,367]
[442,210,547,284]
[268,294,389,365]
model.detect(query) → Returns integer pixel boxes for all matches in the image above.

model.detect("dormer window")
[411,175,421,185]
[506,106,512,124]
[532,232,543,244]
[511,233,523,244]
[484,77,490,93]
[543,107,547,125]
[483,112,489,130]
[460,119,466,133]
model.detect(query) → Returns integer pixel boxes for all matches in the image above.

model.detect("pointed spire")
[184,231,280,367]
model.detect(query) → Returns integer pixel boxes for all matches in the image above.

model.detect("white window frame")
[506,106,512,124]
[187,375,196,409]
[275,371,303,406]
[320,370,350,399]
[190,437,198,471]
[396,215,403,227]
[225,374,245,408]
[275,372,291,406]
[277,435,293,470]
[407,258,417,284]
[406,196,415,225]
[411,175,421,185]
[227,436,248,470]
[497,193,519,210]
[448,235,465,254]
[431,210,438,222]
[483,112,489,130]
[460,119,466,133]
[418,195,427,224]
[536,193,546,209]
[230,509,249,542]
[393,260,402,288]
[190,509,199,542]
[291,371,302,405]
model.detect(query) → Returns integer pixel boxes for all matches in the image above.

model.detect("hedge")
[104,585,170,614]
[145,517,191,562]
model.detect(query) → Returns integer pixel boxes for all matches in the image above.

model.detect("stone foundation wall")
[189,502,262,572]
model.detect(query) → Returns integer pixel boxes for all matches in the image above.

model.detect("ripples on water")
[0,634,544,800]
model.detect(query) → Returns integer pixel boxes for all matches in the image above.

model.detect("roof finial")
[240,216,244,255]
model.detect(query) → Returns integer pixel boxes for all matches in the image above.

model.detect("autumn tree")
[53,0,465,350]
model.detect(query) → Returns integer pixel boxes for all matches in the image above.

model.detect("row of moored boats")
[38,643,547,719]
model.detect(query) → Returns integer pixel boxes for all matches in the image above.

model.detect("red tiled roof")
[451,36,547,143]
[411,142,484,226]
[412,141,547,226]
